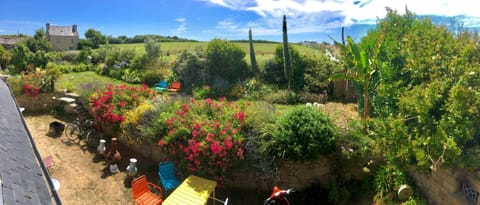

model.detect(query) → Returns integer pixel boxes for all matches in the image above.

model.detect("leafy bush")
[157,98,247,185]
[374,165,407,199]
[206,38,248,84]
[192,85,214,99]
[297,91,328,104]
[142,69,165,86]
[122,68,143,84]
[261,45,307,92]
[11,70,56,96]
[243,79,274,100]
[6,76,24,95]
[263,89,298,104]
[120,101,155,143]
[89,84,156,135]
[172,50,207,92]
[269,106,336,161]
[242,101,279,180]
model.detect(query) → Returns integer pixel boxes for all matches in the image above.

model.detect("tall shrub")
[249,28,259,77]
[206,38,248,88]
[282,15,293,91]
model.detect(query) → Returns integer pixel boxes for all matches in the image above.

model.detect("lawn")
[56,71,139,101]
[109,42,326,69]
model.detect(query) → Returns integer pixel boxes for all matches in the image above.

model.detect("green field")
[109,42,325,68]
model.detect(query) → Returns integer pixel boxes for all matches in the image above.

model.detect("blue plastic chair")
[154,81,168,92]
[158,161,180,192]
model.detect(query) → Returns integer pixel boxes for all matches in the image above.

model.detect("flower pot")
[397,184,414,201]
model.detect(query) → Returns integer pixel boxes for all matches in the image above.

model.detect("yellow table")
[163,175,217,205]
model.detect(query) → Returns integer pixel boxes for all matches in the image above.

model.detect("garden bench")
[167,82,181,92]
[154,81,168,92]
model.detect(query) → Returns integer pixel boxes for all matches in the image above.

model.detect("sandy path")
[24,115,133,205]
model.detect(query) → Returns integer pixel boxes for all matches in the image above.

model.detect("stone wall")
[409,168,480,205]
[124,142,336,191]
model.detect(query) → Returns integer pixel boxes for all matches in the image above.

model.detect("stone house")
[46,23,79,51]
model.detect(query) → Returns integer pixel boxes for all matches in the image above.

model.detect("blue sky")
[0,0,478,43]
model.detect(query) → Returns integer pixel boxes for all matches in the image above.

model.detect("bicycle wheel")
[65,123,81,141]
[84,128,96,143]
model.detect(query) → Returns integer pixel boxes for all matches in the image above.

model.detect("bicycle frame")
[65,117,96,141]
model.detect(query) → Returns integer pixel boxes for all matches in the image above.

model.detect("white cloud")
[202,0,480,38]
[0,20,43,35]
[172,18,187,36]
[216,18,240,30]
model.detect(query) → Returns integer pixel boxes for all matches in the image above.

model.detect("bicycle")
[264,186,295,205]
[64,117,97,143]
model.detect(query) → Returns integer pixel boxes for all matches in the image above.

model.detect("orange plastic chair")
[167,82,181,92]
[132,175,163,205]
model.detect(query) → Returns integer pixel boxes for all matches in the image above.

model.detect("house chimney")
[72,24,77,33]
[46,23,50,39]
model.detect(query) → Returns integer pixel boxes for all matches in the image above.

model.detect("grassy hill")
[109,42,326,67]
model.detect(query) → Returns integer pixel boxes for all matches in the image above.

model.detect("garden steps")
[57,97,76,104]
[56,96,80,113]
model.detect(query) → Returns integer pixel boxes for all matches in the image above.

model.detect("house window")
[71,39,74,43]
[69,46,73,50]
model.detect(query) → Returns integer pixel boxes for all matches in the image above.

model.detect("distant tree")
[10,44,31,74]
[25,29,51,52]
[107,35,123,44]
[118,35,128,43]
[78,39,95,49]
[262,45,307,91]
[144,37,161,60]
[85,28,106,48]
[206,38,248,85]
[303,54,341,93]
[173,50,207,92]
[29,50,49,68]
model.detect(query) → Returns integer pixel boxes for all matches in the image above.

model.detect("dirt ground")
[25,115,148,205]
[25,114,264,205]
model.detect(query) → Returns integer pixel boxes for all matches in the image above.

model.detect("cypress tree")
[248,28,259,77]
[282,15,293,91]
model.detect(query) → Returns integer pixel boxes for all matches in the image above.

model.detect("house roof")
[0,79,61,204]
[0,37,23,46]
[47,25,78,37]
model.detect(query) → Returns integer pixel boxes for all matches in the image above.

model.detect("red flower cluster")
[159,98,248,185]
[89,84,155,131]
[24,83,40,97]
[21,71,44,96]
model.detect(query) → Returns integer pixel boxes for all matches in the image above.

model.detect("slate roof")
[0,79,61,204]
[47,25,78,37]
[0,37,24,49]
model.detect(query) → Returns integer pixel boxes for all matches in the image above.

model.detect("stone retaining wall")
[123,142,336,191]
[409,168,480,205]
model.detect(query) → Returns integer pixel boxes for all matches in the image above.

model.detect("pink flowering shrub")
[89,84,156,134]
[158,97,247,185]
[21,71,44,97]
